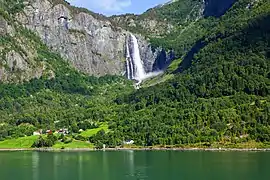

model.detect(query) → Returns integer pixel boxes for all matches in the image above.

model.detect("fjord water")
[1,151,270,180]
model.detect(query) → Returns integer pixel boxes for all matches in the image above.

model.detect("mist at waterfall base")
[126,34,163,85]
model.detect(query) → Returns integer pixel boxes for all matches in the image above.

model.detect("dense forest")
[90,0,270,148]
[0,0,270,149]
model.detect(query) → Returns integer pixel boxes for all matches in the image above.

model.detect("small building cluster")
[33,128,69,136]
[56,128,69,135]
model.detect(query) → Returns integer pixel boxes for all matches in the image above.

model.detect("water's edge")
[1,147,270,152]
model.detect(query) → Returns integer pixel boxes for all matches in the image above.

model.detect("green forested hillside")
[0,1,133,144]
[110,0,203,37]
[89,0,270,148]
[1,0,270,149]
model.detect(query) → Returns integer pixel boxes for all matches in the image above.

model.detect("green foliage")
[89,1,270,147]
[0,136,38,148]
[111,0,203,36]
[150,0,270,58]
[1,0,25,15]
[80,124,109,138]
[53,140,94,149]
[0,5,133,143]
[140,0,202,25]
[32,134,58,148]
[1,0,270,150]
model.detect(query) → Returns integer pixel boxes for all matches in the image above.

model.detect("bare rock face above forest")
[0,14,48,83]
[16,0,158,76]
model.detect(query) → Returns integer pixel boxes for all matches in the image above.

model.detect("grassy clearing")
[167,58,182,73]
[0,124,109,149]
[53,140,94,149]
[142,73,174,88]
[80,124,109,137]
[0,136,38,149]
[141,58,183,88]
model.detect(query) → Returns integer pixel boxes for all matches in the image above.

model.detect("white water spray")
[130,34,146,82]
[126,34,163,85]
[126,42,131,79]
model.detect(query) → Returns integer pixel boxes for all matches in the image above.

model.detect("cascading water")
[126,34,163,86]
[126,34,146,83]
[130,34,146,82]
[126,41,131,79]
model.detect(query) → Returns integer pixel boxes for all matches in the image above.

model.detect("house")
[33,131,41,136]
[57,128,69,135]
[46,130,53,134]
[33,129,42,136]
[124,140,134,145]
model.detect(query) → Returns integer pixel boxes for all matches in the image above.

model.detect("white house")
[124,140,134,145]
[33,131,41,136]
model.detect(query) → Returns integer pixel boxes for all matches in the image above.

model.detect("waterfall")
[126,34,163,85]
[126,34,146,83]
[130,34,146,82]
[126,42,131,79]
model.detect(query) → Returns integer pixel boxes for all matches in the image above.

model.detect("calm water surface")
[0,151,270,180]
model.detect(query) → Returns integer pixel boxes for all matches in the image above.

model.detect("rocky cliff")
[1,0,241,82]
[0,12,51,83]
[15,0,158,76]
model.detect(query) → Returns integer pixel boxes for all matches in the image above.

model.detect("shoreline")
[1,147,270,152]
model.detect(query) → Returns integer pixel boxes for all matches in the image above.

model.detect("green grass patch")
[167,58,182,73]
[0,136,39,149]
[141,58,182,88]
[80,124,109,138]
[142,73,174,88]
[53,140,94,149]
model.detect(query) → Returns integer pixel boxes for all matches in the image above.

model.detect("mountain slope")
[88,0,270,147]
[144,0,268,85]
[0,0,134,142]
[110,0,204,37]
[11,0,158,77]
[1,0,270,149]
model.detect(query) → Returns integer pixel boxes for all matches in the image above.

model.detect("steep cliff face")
[0,0,242,82]
[0,13,50,83]
[15,0,157,76]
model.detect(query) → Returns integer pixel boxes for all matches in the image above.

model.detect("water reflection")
[78,153,83,180]
[123,150,135,178]
[1,151,270,180]
[32,152,39,180]
[128,150,135,176]
[102,151,109,180]
[53,153,59,180]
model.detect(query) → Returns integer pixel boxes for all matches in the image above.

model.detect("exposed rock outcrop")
[111,14,175,37]
[16,0,158,76]
[0,14,49,83]
[0,16,7,35]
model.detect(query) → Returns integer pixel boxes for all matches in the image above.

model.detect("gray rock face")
[6,50,28,71]
[16,0,157,76]
[111,15,174,37]
[0,14,48,83]
[0,16,7,35]
[136,35,158,73]
[0,49,46,83]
